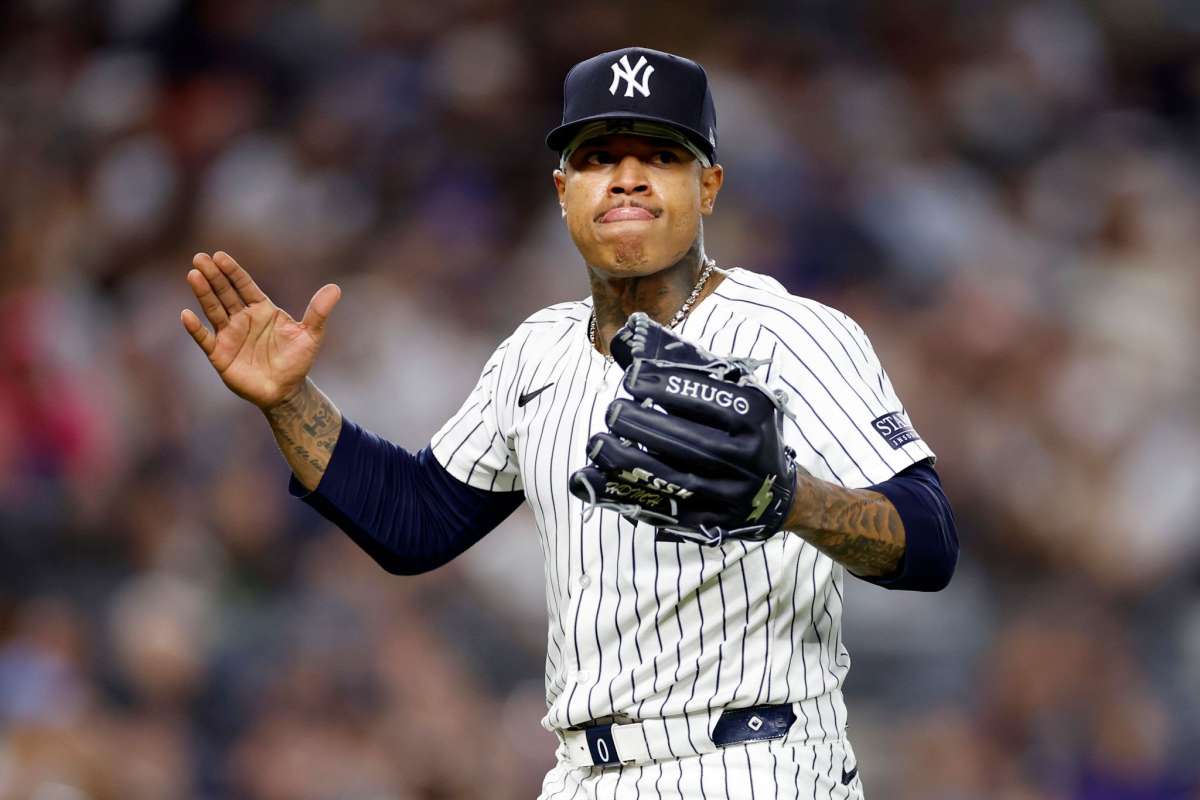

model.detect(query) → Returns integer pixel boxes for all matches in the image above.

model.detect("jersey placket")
[563,362,623,716]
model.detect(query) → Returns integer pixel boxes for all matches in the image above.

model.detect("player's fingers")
[587,433,687,485]
[568,465,609,505]
[186,268,230,329]
[180,308,216,355]
[570,463,733,535]
[301,284,341,336]
[586,432,739,501]
[610,311,715,370]
[193,252,246,315]
[624,361,770,432]
[568,463,695,528]
[605,398,741,472]
[213,250,268,305]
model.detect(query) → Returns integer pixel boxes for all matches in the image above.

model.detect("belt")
[559,704,797,768]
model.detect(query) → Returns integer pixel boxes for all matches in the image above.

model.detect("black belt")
[567,704,797,768]
[711,703,797,747]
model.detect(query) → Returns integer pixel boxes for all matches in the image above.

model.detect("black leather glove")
[569,312,797,546]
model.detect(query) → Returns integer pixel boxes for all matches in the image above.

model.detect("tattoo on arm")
[783,467,906,577]
[263,378,343,491]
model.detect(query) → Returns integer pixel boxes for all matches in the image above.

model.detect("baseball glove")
[569,312,798,546]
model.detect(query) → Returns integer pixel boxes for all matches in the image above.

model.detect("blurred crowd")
[2,0,1199,797]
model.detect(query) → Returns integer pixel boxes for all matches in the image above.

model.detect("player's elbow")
[918,503,959,592]
[339,524,458,576]
[909,491,959,591]
[373,551,456,576]
[925,543,958,592]
[936,493,961,587]
[378,559,428,577]
[864,461,960,592]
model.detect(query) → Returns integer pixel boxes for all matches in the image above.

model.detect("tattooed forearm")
[262,378,343,491]
[783,468,906,577]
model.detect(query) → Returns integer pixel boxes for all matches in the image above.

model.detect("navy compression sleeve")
[858,459,958,592]
[288,419,524,575]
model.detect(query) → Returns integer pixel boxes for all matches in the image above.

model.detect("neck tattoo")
[589,257,716,364]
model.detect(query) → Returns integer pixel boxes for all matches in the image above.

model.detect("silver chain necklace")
[589,257,716,363]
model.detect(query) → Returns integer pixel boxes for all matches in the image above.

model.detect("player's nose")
[608,154,650,195]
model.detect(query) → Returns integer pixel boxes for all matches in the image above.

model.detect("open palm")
[180,252,341,409]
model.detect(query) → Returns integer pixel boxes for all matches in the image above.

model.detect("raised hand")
[180,252,341,409]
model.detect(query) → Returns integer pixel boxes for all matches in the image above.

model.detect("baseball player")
[181,47,958,798]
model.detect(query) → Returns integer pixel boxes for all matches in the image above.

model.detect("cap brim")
[546,112,715,161]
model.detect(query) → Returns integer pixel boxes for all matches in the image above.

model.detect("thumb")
[301,283,341,336]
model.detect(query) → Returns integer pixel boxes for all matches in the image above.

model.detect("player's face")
[553,134,723,277]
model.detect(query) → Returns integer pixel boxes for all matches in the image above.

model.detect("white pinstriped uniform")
[431,268,935,798]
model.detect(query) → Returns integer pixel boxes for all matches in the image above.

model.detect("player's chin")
[591,238,677,277]
[593,252,672,278]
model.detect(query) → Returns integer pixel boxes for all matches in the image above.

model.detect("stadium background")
[2,0,1199,797]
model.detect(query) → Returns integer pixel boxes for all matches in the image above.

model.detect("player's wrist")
[782,468,822,534]
[261,377,312,414]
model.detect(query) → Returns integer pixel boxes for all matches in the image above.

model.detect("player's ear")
[699,163,723,216]
[553,168,567,217]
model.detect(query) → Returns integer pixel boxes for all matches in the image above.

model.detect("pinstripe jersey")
[431,267,935,754]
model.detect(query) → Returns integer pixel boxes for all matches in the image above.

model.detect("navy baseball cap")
[547,47,718,165]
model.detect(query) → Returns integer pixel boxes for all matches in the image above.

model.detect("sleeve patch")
[872,412,920,450]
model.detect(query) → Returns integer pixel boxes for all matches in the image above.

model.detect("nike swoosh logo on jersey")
[841,764,859,785]
[518,383,555,407]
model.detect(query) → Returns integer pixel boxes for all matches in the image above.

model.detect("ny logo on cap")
[609,54,654,98]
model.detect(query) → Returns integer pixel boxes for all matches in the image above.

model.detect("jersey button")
[578,575,591,589]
